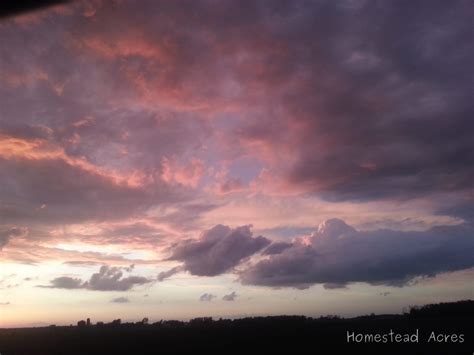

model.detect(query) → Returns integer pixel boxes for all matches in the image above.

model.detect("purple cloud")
[48,276,83,289]
[241,219,474,288]
[157,266,183,282]
[43,265,152,291]
[168,225,270,276]
[262,242,293,256]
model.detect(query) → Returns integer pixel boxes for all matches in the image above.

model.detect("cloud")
[0,0,471,213]
[84,265,150,291]
[157,266,182,282]
[0,226,27,249]
[168,224,270,276]
[215,0,471,206]
[111,297,129,303]
[323,283,348,290]
[262,242,293,256]
[222,291,237,301]
[0,0,472,300]
[0,134,170,225]
[161,157,205,188]
[241,219,474,288]
[48,276,83,289]
[199,293,216,302]
[63,261,102,267]
[42,265,152,291]
[218,177,245,195]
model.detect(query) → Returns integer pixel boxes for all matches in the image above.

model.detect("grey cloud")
[199,293,216,302]
[323,283,348,290]
[169,225,270,276]
[157,266,182,282]
[85,265,149,291]
[111,297,130,303]
[48,276,83,289]
[241,219,474,288]
[42,265,152,291]
[222,291,237,301]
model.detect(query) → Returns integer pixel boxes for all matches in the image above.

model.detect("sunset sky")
[0,0,472,327]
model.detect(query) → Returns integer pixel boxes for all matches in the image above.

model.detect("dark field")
[0,300,472,355]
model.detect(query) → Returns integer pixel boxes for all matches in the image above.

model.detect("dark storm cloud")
[168,225,270,276]
[43,265,152,291]
[241,219,474,288]
[261,0,473,203]
[157,0,472,205]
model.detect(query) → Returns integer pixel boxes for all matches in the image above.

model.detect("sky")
[0,0,473,327]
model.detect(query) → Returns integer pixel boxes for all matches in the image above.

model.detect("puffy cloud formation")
[84,265,150,291]
[199,293,216,302]
[241,219,474,288]
[222,291,237,301]
[168,225,270,276]
[111,297,130,303]
[44,265,152,291]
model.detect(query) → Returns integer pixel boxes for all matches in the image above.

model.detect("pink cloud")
[161,157,205,188]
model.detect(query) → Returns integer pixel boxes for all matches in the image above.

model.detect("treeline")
[68,300,473,329]
[0,300,471,355]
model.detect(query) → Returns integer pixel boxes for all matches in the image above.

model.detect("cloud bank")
[241,219,474,288]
